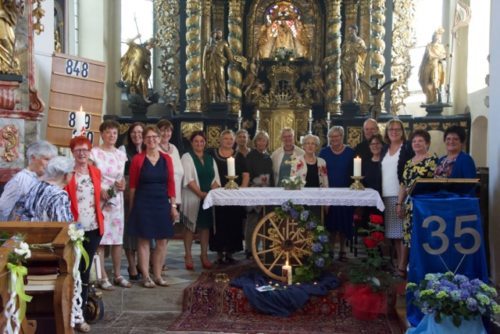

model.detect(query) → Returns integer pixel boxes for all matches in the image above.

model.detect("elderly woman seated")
[10,156,75,222]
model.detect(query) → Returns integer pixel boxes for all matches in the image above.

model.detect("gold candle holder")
[350,176,365,190]
[225,175,239,190]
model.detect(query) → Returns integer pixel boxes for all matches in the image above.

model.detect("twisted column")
[185,1,202,112]
[155,0,180,110]
[391,0,415,114]
[371,0,386,78]
[227,0,243,113]
[325,0,342,115]
[359,0,372,107]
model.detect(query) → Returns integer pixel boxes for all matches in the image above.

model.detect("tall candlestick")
[256,109,260,118]
[238,109,242,118]
[227,157,235,177]
[74,105,86,136]
[308,109,312,119]
[353,156,362,177]
[327,112,330,121]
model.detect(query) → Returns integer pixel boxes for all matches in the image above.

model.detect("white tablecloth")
[202,187,385,212]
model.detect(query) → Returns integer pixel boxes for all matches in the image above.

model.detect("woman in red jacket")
[128,125,179,288]
[65,136,104,333]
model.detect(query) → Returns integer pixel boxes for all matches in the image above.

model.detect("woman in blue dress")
[129,125,179,288]
[319,126,355,262]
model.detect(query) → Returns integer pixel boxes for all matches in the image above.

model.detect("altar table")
[203,187,385,211]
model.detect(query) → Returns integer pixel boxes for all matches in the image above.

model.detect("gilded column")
[344,0,358,28]
[359,0,372,108]
[155,0,180,110]
[185,0,202,112]
[325,0,342,115]
[391,0,415,115]
[371,0,386,77]
[227,0,243,113]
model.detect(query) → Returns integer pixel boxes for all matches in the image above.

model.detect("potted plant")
[406,271,500,333]
[343,214,393,320]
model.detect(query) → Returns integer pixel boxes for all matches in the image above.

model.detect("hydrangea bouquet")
[406,271,500,327]
[275,201,331,283]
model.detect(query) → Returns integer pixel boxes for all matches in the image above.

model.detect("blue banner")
[407,193,488,326]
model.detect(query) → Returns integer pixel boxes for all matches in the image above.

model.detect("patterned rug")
[168,262,405,333]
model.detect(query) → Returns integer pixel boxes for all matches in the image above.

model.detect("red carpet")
[168,263,405,333]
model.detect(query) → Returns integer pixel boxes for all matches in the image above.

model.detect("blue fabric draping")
[230,270,340,317]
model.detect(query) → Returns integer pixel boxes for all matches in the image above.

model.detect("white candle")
[327,112,330,121]
[309,109,312,119]
[256,109,260,118]
[74,105,86,136]
[354,156,362,177]
[227,156,235,177]
[238,109,242,118]
[282,259,292,285]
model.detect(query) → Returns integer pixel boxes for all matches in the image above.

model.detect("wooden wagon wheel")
[251,211,313,282]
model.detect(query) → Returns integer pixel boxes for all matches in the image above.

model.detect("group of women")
[361,120,476,278]
[0,116,476,331]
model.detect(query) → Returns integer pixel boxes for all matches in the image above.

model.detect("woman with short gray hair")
[10,156,75,222]
[0,140,57,220]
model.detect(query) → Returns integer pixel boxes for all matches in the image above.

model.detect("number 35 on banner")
[421,214,481,256]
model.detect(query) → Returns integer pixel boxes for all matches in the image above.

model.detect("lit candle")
[282,259,292,285]
[256,109,260,118]
[327,112,330,121]
[308,109,312,119]
[74,105,86,136]
[353,156,362,177]
[227,156,235,177]
[238,109,242,118]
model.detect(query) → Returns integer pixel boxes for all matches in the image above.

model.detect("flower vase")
[343,283,387,320]
[406,314,486,334]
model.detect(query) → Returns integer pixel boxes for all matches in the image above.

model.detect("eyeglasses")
[73,149,89,154]
[388,128,402,133]
[145,135,159,140]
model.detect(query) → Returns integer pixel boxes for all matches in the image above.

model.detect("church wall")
[488,0,500,285]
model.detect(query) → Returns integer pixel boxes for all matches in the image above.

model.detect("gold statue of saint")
[419,27,446,104]
[341,25,367,103]
[202,29,234,103]
[256,2,309,59]
[120,34,156,102]
[0,0,24,74]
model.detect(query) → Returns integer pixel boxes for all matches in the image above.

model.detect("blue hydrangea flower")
[466,297,478,312]
[306,221,317,230]
[315,257,325,268]
[300,210,310,221]
[282,201,291,212]
[318,235,329,243]
[311,243,323,253]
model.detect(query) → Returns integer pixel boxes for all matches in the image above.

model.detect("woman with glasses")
[65,136,104,333]
[381,118,414,279]
[128,125,178,288]
[90,120,130,290]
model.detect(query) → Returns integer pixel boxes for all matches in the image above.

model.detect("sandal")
[143,277,156,288]
[394,268,407,280]
[113,275,132,288]
[97,278,115,291]
[153,277,169,287]
[128,267,142,281]
[75,321,91,333]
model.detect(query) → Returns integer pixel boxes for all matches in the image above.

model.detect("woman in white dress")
[90,120,131,290]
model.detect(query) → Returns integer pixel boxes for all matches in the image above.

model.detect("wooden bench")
[0,222,75,334]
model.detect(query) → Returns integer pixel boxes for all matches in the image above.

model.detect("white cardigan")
[180,152,220,232]
[270,146,305,186]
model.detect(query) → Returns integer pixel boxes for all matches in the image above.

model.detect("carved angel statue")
[359,74,397,118]
[120,34,156,102]
[0,0,24,74]
[419,27,447,104]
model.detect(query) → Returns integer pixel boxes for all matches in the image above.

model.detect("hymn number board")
[46,53,106,147]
